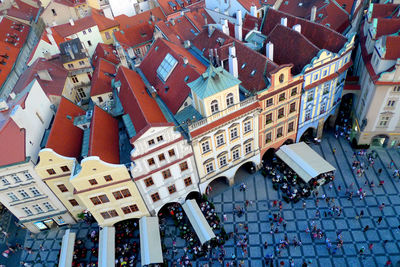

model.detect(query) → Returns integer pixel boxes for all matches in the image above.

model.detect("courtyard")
[9,133,400,267]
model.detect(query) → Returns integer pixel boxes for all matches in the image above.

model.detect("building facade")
[41,0,90,26]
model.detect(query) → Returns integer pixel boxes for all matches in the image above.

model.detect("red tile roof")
[191,29,278,91]
[0,119,26,166]
[92,43,120,66]
[114,7,165,30]
[12,57,68,100]
[278,0,326,18]
[6,0,40,22]
[54,0,86,7]
[236,0,261,11]
[370,4,400,19]
[316,1,350,33]
[88,105,120,164]
[139,38,206,114]
[243,13,262,34]
[334,0,356,14]
[114,22,154,48]
[53,16,97,38]
[90,58,116,97]
[184,7,215,30]
[265,24,320,75]
[375,18,400,39]
[262,8,348,53]
[157,0,202,16]
[91,9,119,31]
[116,66,170,141]
[156,16,199,44]
[384,36,400,60]
[46,97,85,158]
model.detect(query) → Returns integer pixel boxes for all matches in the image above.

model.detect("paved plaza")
[5,133,400,267]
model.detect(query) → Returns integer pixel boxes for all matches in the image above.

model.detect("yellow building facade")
[70,157,149,227]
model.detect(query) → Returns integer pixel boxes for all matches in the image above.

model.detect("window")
[57,184,68,193]
[305,110,311,121]
[291,88,297,96]
[320,102,326,114]
[29,187,40,197]
[219,155,227,167]
[230,127,238,139]
[83,30,86,35]
[388,100,396,107]
[157,53,178,82]
[147,158,155,166]
[1,177,9,185]
[71,75,79,83]
[323,83,330,95]
[151,192,160,202]
[7,192,18,201]
[184,177,192,187]
[245,143,252,154]
[60,166,70,172]
[157,135,164,142]
[79,61,85,66]
[47,169,56,175]
[18,190,29,199]
[279,74,284,83]
[201,141,210,153]
[307,91,314,102]
[121,189,131,198]
[265,113,272,125]
[88,28,92,33]
[205,162,214,174]
[43,202,54,211]
[162,169,172,179]
[232,149,240,161]
[266,98,273,107]
[112,191,123,200]
[148,139,155,146]
[265,132,272,143]
[158,154,165,161]
[77,88,86,98]
[277,127,283,138]
[90,194,109,205]
[12,174,21,183]
[313,74,318,81]
[51,8,57,16]
[379,116,390,126]
[322,70,327,77]
[98,96,103,103]
[22,207,33,216]
[144,177,154,187]
[290,102,296,113]
[288,122,294,132]
[216,134,224,147]
[279,93,286,101]
[87,40,92,46]
[69,199,79,206]
[33,204,44,213]
[393,86,400,92]
[104,175,113,182]
[67,63,74,68]
[168,184,177,194]
[105,31,111,40]
[89,179,98,185]
[100,211,111,219]
[122,204,139,214]
[180,162,188,171]
[101,210,118,219]
[210,100,219,114]
[244,121,251,133]
[226,93,234,107]
[168,149,175,157]
[278,108,285,119]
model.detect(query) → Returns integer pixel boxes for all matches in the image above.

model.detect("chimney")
[311,6,317,22]
[235,10,242,41]
[184,40,191,48]
[228,45,238,78]
[214,48,220,66]
[37,69,52,81]
[45,27,52,34]
[220,18,229,35]
[183,57,188,65]
[66,45,75,60]
[47,32,58,48]
[204,15,208,26]
[250,5,257,17]
[69,18,75,26]
[9,92,16,99]
[292,24,301,33]
[266,42,274,61]
[43,51,52,60]
[281,17,287,27]
[0,100,9,111]
[150,12,155,22]
[170,19,175,25]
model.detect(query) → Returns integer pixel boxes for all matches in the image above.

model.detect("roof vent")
[85,110,93,119]
[0,99,9,112]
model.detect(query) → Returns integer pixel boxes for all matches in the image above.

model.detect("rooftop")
[92,43,120,66]
[59,38,87,63]
[53,16,97,38]
[6,0,41,23]
[156,0,202,17]
[91,9,119,31]
[90,58,116,97]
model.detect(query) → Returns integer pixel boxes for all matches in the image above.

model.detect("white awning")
[275,142,336,183]
[140,217,163,266]
[182,199,216,245]
[98,227,115,267]
[58,229,75,267]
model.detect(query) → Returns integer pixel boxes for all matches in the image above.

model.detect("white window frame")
[18,190,29,199]
[230,127,238,140]
[22,207,33,216]
[226,93,234,107]
[232,149,240,161]
[33,204,44,214]
[244,121,251,133]
[245,143,252,154]
[43,202,54,211]
[7,192,18,202]
[201,141,210,153]
[210,100,219,114]
[23,172,33,180]
[205,162,214,174]
[12,174,21,183]
[216,134,224,147]
[29,187,41,197]
[1,177,9,185]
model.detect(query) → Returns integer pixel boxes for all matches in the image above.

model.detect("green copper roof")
[187,65,241,99]
[122,114,136,138]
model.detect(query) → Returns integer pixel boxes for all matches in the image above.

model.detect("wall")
[100,26,119,45]
[27,39,60,66]
[109,0,136,17]
[41,2,77,26]
[69,26,102,57]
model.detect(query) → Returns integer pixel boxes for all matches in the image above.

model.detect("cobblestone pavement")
[15,134,400,267]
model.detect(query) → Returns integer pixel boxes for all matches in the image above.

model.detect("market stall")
[139,216,163,266]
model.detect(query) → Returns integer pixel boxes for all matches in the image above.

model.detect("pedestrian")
[383,240,388,247]
[363,225,370,232]
[385,260,392,266]
[273,200,278,207]
[302,260,308,267]
[379,203,385,211]
[359,246,365,255]
[337,185,341,192]
[264,241,268,249]
[377,216,383,224]
[223,214,228,222]
[333,148,336,155]
[329,183,333,190]
[379,180,385,186]
[369,243,374,251]
[378,168,383,176]
[283,222,287,230]
[303,202,306,209]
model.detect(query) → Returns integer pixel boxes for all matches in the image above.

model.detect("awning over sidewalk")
[140,216,163,266]
[58,229,75,267]
[98,227,115,267]
[275,142,336,183]
[182,199,216,245]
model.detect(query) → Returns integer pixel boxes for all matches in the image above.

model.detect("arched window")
[210,100,219,114]
[226,93,234,107]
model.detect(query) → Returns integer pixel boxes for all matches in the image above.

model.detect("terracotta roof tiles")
[114,7,165,30]
[90,58,116,97]
[92,43,120,66]
[53,16,97,38]
[370,4,400,19]
[384,36,400,60]
[0,119,26,166]
[91,9,119,31]
[157,0,202,16]
[375,18,400,39]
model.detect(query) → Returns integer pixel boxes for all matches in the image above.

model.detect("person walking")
[377,216,383,224]
[363,225,370,232]
[369,243,374,251]
[378,168,383,177]
[333,148,336,155]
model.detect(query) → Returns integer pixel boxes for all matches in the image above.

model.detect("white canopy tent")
[98,226,115,267]
[182,199,216,245]
[58,229,75,267]
[275,142,336,183]
[140,216,163,266]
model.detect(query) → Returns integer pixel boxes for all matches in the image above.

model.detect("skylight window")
[157,53,178,82]
[250,70,256,76]
[241,63,246,69]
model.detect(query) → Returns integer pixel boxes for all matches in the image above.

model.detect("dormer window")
[279,74,284,83]
[210,100,219,114]
[226,93,234,107]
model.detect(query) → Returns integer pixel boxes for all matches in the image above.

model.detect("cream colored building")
[186,66,261,193]
[41,0,90,26]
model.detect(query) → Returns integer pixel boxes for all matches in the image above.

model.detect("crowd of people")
[71,233,98,267]
[115,220,140,266]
